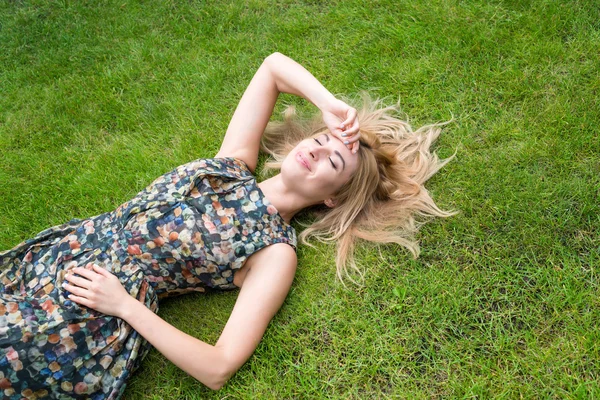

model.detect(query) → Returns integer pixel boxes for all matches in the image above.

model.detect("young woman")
[0,53,453,399]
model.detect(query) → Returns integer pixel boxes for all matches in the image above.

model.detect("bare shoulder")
[233,244,296,288]
[213,152,257,174]
[246,243,297,272]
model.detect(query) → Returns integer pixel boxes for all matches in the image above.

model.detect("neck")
[257,174,313,223]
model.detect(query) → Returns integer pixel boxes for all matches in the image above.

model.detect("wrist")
[314,92,337,113]
[118,294,142,321]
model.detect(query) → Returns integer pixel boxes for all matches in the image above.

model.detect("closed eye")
[314,136,337,170]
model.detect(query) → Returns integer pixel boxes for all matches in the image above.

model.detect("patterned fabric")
[0,157,296,399]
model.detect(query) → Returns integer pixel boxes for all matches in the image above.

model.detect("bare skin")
[63,52,360,390]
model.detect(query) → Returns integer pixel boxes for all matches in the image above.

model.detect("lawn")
[1,0,599,398]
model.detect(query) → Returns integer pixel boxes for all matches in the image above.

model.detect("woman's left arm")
[215,52,360,171]
[63,243,297,390]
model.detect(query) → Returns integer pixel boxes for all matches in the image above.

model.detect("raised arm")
[64,243,297,390]
[215,52,360,171]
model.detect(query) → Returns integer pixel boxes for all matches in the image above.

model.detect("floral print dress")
[0,158,297,400]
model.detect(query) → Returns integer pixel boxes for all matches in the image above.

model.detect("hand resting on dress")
[63,265,134,318]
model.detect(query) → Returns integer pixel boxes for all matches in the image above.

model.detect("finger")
[67,294,94,308]
[348,119,360,135]
[343,131,361,144]
[63,283,90,298]
[92,264,111,277]
[341,124,360,140]
[351,141,360,154]
[343,128,360,140]
[64,274,92,289]
[340,108,357,129]
[72,266,99,280]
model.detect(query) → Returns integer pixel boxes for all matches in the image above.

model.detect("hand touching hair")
[261,95,456,282]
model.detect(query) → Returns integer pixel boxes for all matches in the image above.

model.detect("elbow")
[206,380,225,391]
[263,52,287,93]
[264,52,286,69]
[266,51,284,61]
[201,373,227,391]
[203,357,236,391]
[205,370,232,391]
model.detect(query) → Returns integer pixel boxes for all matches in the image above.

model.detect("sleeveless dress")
[0,157,297,400]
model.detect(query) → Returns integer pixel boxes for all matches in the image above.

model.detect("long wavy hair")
[260,95,456,282]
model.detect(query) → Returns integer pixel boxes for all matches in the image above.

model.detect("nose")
[308,144,327,160]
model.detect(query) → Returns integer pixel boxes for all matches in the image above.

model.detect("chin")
[281,159,305,180]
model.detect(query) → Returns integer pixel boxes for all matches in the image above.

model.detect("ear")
[324,198,337,208]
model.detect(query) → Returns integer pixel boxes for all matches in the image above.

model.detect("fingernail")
[344,140,349,145]
[341,133,347,137]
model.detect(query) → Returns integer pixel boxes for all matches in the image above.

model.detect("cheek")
[317,170,346,194]
[329,168,356,194]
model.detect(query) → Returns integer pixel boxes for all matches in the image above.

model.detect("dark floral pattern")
[0,158,296,399]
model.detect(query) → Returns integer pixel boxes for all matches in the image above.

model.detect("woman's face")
[281,132,359,203]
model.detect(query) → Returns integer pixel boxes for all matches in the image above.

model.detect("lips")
[296,151,311,171]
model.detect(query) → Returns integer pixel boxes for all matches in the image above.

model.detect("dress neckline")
[218,157,294,228]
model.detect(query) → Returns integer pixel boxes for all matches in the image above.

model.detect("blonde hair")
[260,96,456,282]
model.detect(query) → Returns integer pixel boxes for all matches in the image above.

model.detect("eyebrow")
[323,134,346,171]
[335,150,346,170]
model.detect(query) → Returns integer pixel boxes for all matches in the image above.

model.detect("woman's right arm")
[215,52,360,171]
[64,244,297,390]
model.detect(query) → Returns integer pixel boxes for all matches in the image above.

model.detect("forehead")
[313,131,351,150]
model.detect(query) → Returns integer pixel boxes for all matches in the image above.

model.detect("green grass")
[1,0,599,398]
